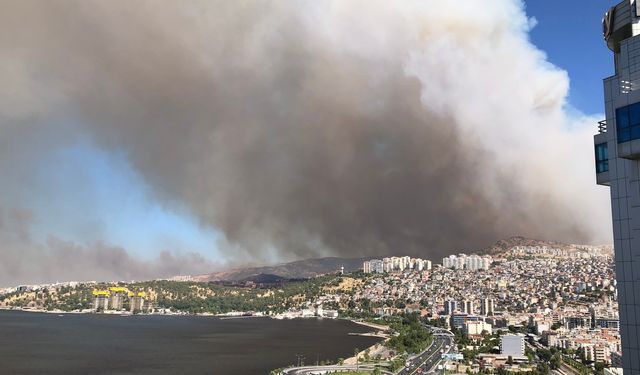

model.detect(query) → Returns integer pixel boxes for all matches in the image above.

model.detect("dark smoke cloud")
[0,0,611,283]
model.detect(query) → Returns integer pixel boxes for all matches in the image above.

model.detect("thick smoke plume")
[0,0,611,283]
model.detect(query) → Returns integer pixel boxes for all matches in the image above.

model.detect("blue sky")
[524,0,613,114]
[17,1,613,263]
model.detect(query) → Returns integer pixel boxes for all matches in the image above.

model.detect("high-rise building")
[109,293,124,310]
[465,255,480,271]
[383,258,393,273]
[130,294,145,312]
[363,259,384,274]
[411,258,432,271]
[363,261,371,273]
[481,298,495,316]
[94,294,109,310]
[450,313,468,330]
[462,300,474,315]
[443,254,490,271]
[442,255,456,269]
[400,256,411,271]
[366,257,430,273]
[444,299,457,315]
[596,2,640,372]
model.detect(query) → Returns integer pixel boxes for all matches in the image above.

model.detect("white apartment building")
[442,254,491,271]
[363,257,430,274]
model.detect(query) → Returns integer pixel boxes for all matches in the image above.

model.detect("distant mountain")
[194,256,373,282]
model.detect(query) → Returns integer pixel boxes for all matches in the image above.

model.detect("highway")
[527,337,584,375]
[399,328,455,375]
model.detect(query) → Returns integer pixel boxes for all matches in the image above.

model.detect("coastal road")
[398,333,454,375]
[282,326,453,375]
[283,364,394,374]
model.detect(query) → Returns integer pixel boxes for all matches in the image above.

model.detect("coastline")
[0,307,86,315]
[349,319,390,331]
[339,319,390,365]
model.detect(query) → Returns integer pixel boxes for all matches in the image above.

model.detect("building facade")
[500,335,525,357]
[596,1,640,372]
[481,298,495,316]
[442,254,491,271]
[363,259,384,274]
[462,300,475,315]
[444,299,457,315]
[94,294,109,310]
[363,257,430,274]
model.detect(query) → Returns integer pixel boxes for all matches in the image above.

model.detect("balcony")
[598,120,607,134]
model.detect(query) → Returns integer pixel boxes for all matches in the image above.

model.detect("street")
[399,328,455,375]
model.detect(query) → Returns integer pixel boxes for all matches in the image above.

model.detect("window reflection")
[595,142,609,173]
[616,102,640,143]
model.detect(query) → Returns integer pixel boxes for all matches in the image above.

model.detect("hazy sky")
[0,0,616,286]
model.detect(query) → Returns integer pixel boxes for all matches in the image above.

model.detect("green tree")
[550,352,562,369]
[536,362,550,375]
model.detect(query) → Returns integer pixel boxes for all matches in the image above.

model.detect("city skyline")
[1,242,620,372]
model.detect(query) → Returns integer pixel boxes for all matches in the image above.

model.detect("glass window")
[618,106,630,129]
[620,129,631,143]
[595,142,609,173]
[616,103,640,143]
[630,102,640,126]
